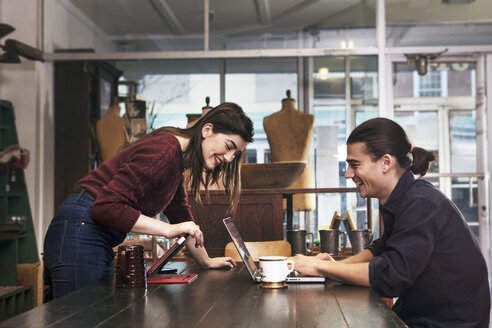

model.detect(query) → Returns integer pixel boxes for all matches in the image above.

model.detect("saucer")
[260,281,287,289]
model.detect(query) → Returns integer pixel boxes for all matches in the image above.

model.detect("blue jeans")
[43,189,126,298]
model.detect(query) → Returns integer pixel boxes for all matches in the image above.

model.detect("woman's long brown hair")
[132,102,254,213]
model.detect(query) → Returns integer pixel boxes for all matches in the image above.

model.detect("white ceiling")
[68,0,360,36]
[66,0,492,51]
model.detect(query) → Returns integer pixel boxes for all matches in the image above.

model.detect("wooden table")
[0,262,406,328]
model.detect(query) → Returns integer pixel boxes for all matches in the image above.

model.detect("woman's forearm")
[130,215,203,247]
[185,237,210,267]
[130,214,171,236]
[131,217,211,266]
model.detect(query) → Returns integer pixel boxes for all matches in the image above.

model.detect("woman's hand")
[131,215,203,247]
[202,257,236,269]
[184,238,235,269]
[165,222,204,247]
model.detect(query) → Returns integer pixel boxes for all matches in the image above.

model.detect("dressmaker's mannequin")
[96,104,126,161]
[263,90,315,211]
[187,97,213,128]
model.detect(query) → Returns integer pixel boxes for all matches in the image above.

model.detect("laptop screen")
[223,217,259,280]
[223,217,326,283]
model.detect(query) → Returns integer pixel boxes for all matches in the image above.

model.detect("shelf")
[0,101,39,296]
[0,285,34,321]
[0,193,23,198]
[0,224,21,240]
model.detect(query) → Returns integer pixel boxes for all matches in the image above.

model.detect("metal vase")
[287,230,314,255]
[349,229,373,255]
[319,229,346,256]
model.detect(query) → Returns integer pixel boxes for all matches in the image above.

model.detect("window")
[394,62,479,237]
[312,56,379,234]
[116,60,221,131]
[450,110,478,235]
[245,149,257,164]
[225,58,298,164]
[418,70,444,97]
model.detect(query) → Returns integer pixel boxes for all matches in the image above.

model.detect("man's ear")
[202,123,214,138]
[381,154,394,173]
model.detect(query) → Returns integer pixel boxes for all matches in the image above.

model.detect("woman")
[291,117,490,327]
[44,102,254,298]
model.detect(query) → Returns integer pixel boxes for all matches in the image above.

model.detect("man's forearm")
[292,254,371,287]
[317,261,371,286]
[340,249,374,264]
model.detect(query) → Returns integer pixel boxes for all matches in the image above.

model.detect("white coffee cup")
[259,256,294,282]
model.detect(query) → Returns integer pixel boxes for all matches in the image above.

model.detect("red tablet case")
[147,273,198,284]
[146,234,188,275]
[146,234,198,284]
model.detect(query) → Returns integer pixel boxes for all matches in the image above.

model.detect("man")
[291,118,490,327]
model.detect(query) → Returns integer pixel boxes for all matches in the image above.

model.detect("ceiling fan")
[0,23,43,63]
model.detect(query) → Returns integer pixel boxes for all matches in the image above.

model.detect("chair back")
[224,240,291,262]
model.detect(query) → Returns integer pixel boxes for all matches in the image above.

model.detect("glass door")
[393,60,484,241]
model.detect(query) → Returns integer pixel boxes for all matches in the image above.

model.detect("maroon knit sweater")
[75,133,193,232]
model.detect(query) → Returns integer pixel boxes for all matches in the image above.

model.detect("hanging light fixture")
[415,55,429,76]
[404,48,448,77]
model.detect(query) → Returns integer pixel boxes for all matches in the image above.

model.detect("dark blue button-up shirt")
[367,170,490,327]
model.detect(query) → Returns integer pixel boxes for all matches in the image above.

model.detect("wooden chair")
[224,240,291,262]
[329,210,355,231]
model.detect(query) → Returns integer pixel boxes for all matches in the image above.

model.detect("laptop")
[146,233,198,284]
[223,217,325,283]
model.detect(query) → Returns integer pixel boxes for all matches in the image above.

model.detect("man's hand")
[289,254,323,276]
[315,252,336,261]
[291,254,371,287]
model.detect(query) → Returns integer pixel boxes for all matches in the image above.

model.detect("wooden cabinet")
[188,187,364,258]
[189,190,284,257]
[54,61,122,210]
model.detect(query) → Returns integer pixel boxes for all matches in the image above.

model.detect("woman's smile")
[201,123,248,170]
[213,155,223,167]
